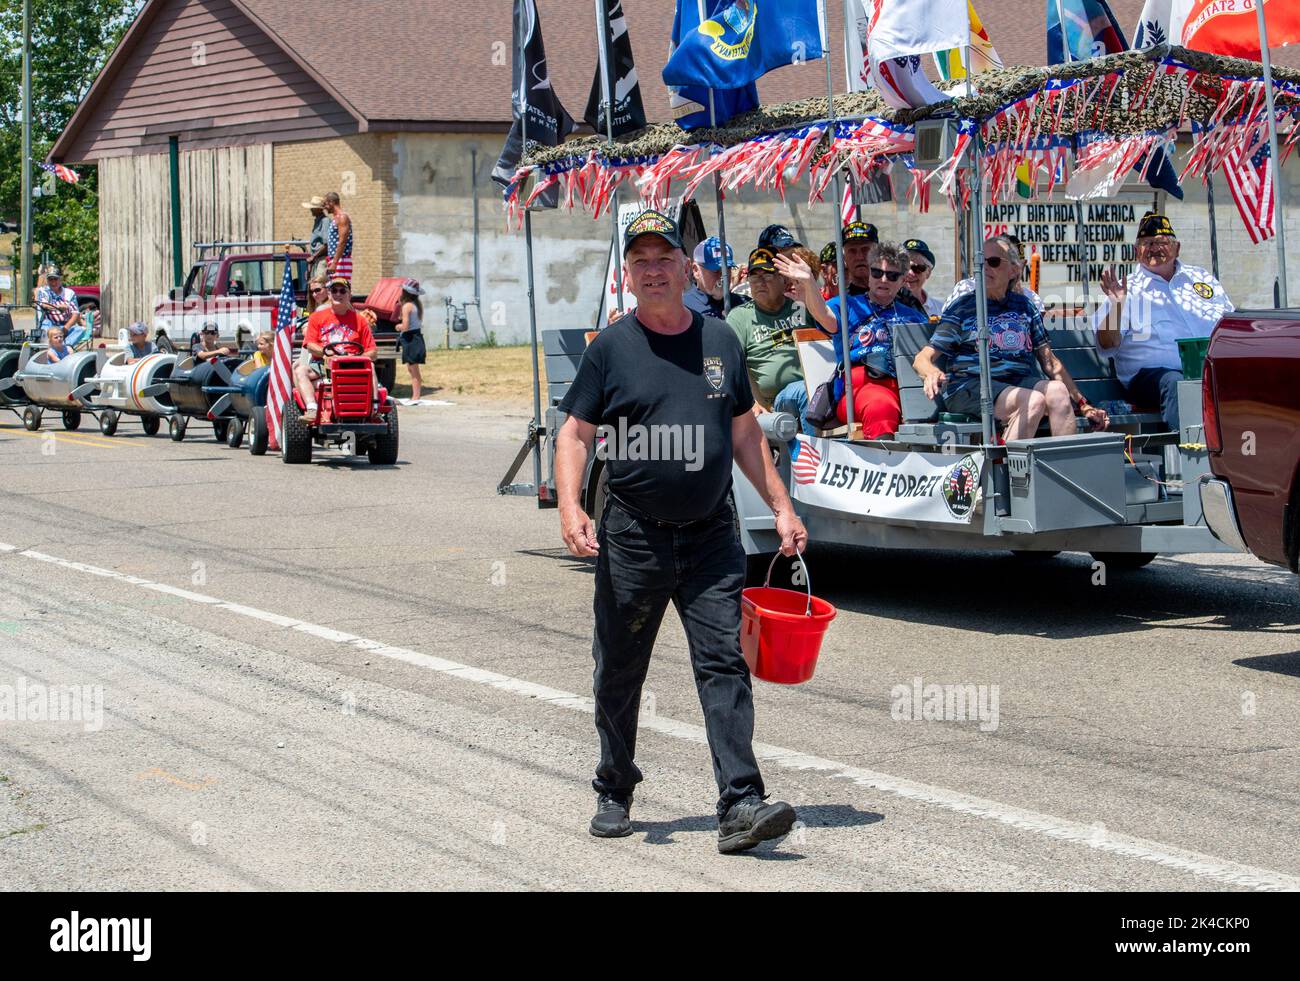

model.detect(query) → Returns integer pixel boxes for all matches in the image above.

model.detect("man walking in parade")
[555,210,806,854]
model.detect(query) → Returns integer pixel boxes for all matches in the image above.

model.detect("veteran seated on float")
[727,246,818,436]
[1095,212,1233,433]
[914,235,1110,441]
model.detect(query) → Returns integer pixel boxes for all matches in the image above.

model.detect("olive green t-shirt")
[726,299,809,405]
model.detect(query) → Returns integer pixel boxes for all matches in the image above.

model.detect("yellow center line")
[0,425,133,450]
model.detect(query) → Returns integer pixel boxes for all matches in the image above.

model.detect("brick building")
[51,0,1300,339]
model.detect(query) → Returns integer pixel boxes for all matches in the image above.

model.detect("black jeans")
[591,497,765,818]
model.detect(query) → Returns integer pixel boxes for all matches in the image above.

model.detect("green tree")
[0,0,138,286]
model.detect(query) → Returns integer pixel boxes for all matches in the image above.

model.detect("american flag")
[1222,134,1276,245]
[265,256,298,451]
[791,438,822,485]
[841,181,855,225]
[39,162,79,184]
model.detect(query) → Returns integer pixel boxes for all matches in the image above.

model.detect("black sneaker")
[590,793,633,838]
[718,797,796,854]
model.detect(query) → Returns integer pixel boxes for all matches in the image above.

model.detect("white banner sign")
[790,436,985,524]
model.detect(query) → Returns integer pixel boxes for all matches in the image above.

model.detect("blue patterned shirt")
[929,290,1049,384]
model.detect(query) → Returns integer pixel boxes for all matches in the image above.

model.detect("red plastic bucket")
[741,554,836,685]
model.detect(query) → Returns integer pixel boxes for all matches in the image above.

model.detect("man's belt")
[608,493,729,530]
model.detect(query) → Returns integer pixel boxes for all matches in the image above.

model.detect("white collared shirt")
[1094,261,1233,386]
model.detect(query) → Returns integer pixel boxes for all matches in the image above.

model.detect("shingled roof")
[53,0,1300,162]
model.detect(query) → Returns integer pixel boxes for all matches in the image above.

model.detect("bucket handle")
[763,550,813,617]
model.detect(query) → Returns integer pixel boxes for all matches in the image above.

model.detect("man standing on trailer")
[1096,213,1233,432]
[323,192,354,283]
[555,210,806,854]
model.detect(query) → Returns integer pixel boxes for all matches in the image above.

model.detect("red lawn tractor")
[279,341,399,465]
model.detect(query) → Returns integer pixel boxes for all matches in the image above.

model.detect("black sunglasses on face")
[983,256,1004,268]
[909,263,931,274]
[310,286,327,293]
[328,286,349,295]
[869,267,903,282]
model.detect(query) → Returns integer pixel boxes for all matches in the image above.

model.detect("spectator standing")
[396,279,428,404]
[304,196,330,276]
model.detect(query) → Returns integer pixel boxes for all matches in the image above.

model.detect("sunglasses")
[869,267,903,282]
[327,286,349,294]
[983,256,1004,268]
[310,286,327,293]
[909,263,931,274]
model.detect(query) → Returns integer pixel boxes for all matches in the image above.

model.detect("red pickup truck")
[1200,310,1300,579]
[151,245,405,389]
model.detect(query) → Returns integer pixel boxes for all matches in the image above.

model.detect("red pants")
[835,367,901,438]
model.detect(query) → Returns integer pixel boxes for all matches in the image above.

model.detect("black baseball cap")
[904,238,936,267]
[1138,212,1176,239]
[623,210,684,252]
[757,224,800,250]
[747,247,779,275]
[843,221,879,244]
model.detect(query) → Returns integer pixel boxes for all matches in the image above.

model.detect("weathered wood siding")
[61,0,356,163]
[99,144,272,329]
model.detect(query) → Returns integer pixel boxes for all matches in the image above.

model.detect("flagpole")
[839,0,862,220]
[595,0,625,311]
[696,0,732,315]
[20,0,32,309]
[822,0,854,433]
[1206,172,1221,280]
[1255,1,1289,307]
[519,18,542,495]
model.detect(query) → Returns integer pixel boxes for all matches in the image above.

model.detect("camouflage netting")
[525,45,1300,170]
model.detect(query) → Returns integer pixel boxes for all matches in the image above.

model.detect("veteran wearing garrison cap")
[1096,212,1234,432]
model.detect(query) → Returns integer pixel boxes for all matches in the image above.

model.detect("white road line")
[3,540,1297,892]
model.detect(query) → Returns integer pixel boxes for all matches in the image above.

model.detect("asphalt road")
[0,398,1297,891]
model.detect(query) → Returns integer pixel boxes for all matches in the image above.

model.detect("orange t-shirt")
[305,307,376,354]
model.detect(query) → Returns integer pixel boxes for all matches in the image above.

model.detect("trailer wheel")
[367,408,399,465]
[1010,550,1060,561]
[99,409,119,437]
[1090,551,1158,571]
[62,408,82,431]
[280,399,312,464]
[227,417,245,449]
[23,407,42,431]
[248,406,269,456]
[169,416,187,441]
[141,414,161,437]
[212,419,230,444]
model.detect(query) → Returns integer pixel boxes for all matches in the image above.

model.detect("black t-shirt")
[560,311,754,523]
[683,285,747,320]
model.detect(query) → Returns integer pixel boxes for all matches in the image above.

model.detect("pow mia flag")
[492,0,577,209]
[584,0,646,137]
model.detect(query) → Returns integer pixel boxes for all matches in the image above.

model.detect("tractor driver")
[294,276,377,415]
